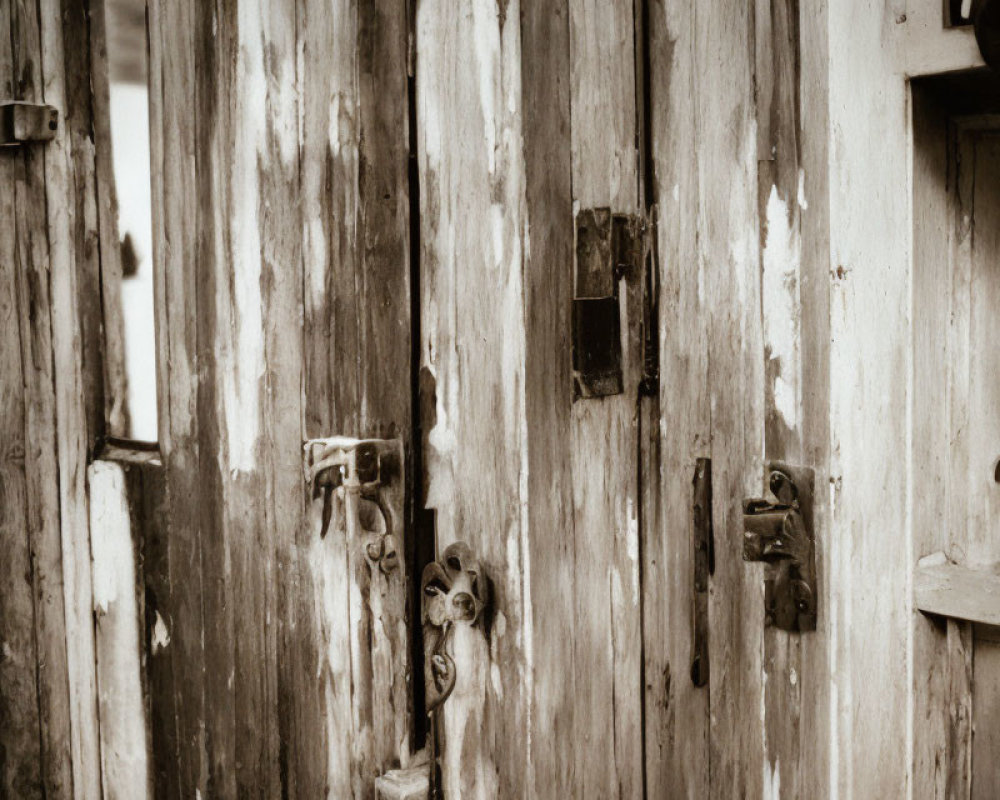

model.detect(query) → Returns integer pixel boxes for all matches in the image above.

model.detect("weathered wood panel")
[697,0,766,795]
[644,0,710,796]
[828,0,911,794]
[1,1,78,795]
[38,0,107,794]
[416,2,530,796]
[972,627,1000,799]
[89,461,149,799]
[297,1,413,795]
[520,0,578,794]
[147,0,413,795]
[146,0,206,793]
[567,3,644,796]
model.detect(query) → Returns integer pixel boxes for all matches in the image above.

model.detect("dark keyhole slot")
[994,458,1000,484]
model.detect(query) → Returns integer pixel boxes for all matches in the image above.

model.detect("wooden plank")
[916,562,1000,627]
[755,0,806,794]
[7,5,75,793]
[89,461,149,799]
[695,0,766,795]
[520,1,576,794]
[827,2,911,794]
[972,629,1000,798]
[0,14,44,791]
[910,82,963,799]
[567,2,643,796]
[643,0,710,797]
[416,2,529,795]
[296,0,412,795]
[37,0,105,795]
[795,0,833,795]
[900,0,984,77]
[87,0,130,437]
[145,0,207,794]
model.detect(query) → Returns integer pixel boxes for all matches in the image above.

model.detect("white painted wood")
[916,560,1000,627]
[89,461,150,800]
[900,0,984,77]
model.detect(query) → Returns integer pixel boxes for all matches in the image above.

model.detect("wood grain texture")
[416,2,529,795]
[972,630,1000,799]
[696,0,766,795]
[644,0,710,796]
[1,2,76,795]
[89,461,149,799]
[916,563,1000,626]
[37,0,106,794]
[520,0,578,794]
[828,0,911,794]
[567,3,644,796]
[147,0,413,795]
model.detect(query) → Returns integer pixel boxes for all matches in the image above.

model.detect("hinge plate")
[573,207,656,399]
[1,102,59,146]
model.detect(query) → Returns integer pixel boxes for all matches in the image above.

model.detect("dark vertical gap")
[405,0,435,757]
[633,0,658,797]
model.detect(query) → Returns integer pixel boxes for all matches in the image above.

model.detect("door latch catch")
[742,463,817,632]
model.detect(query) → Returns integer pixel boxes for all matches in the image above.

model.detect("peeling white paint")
[762,184,802,431]
[763,758,781,800]
[151,611,171,655]
[797,168,809,210]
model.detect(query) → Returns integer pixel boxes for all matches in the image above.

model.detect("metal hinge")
[573,207,659,399]
[1,102,59,146]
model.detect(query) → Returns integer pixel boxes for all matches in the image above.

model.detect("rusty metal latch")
[421,542,489,713]
[304,436,403,574]
[742,463,817,632]
[1,102,58,146]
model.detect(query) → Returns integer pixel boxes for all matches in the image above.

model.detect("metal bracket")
[742,462,817,632]
[421,542,489,713]
[690,458,713,686]
[1,102,58,146]
[303,436,403,574]
[574,208,653,399]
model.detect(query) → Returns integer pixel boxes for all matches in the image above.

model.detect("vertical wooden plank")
[135,465,180,800]
[972,628,1000,799]
[4,2,76,794]
[87,0,130,437]
[827,1,910,794]
[416,2,529,795]
[644,0,710,797]
[89,461,149,800]
[696,0,765,795]
[297,0,413,795]
[795,0,832,795]
[38,0,105,793]
[520,0,578,795]
[0,18,43,789]
[146,0,207,794]
[966,132,1000,800]
[566,3,643,796]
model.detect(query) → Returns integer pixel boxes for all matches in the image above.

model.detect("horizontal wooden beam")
[915,558,1000,626]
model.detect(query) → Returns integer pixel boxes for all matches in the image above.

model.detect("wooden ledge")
[915,555,1000,626]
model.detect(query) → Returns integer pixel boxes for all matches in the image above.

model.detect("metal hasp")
[742,462,817,632]
[573,208,649,399]
[690,457,713,687]
[421,542,489,713]
[303,436,403,574]
[973,0,1000,69]
[1,102,58,146]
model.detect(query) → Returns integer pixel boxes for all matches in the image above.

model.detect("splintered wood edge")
[375,767,430,800]
[915,561,1000,626]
